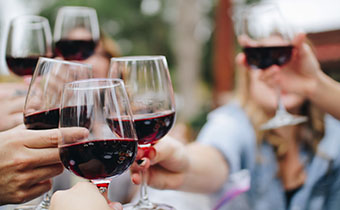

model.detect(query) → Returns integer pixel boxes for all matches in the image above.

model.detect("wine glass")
[109,56,176,210]
[54,6,100,60]
[59,78,138,194]
[5,15,52,76]
[22,58,92,210]
[235,2,307,130]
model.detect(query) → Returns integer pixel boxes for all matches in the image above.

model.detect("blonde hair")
[233,63,325,158]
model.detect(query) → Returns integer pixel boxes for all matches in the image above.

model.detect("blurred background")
[0,0,340,140]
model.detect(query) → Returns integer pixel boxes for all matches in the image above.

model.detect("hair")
[233,62,325,159]
[96,30,121,59]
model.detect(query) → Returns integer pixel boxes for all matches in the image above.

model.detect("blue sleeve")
[197,104,256,174]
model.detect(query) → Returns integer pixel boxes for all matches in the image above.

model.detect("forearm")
[179,143,229,193]
[307,71,340,120]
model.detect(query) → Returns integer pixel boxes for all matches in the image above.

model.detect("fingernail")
[137,159,144,165]
[110,202,123,210]
[148,147,156,159]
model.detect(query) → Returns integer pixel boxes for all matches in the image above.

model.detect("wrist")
[305,69,328,101]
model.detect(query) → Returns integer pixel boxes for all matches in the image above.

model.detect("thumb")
[108,202,123,210]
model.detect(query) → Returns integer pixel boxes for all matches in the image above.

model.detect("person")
[258,33,340,120]
[50,182,123,210]
[83,32,120,78]
[0,126,88,205]
[130,33,340,210]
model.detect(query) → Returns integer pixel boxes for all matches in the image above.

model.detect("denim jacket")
[197,102,340,210]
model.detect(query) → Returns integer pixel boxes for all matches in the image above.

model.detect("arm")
[305,71,340,120]
[50,182,123,210]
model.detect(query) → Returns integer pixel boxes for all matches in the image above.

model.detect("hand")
[0,127,87,205]
[255,33,323,97]
[50,182,123,210]
[130,136,190,190]
[0,82,28,131]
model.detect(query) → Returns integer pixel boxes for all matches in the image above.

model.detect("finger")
[131,172,141,185]
[13,123,26,130]
[147,165,184,190]
[59,127,89,144]
[136,147,146,160]
[151,137,179,165]
[27,148,62,166]
[136,146,156,160]
[130,158,151,185]
[109,202,123,210]
[23,164,64,188]
[16,179,52,204]
[8,96,25,114]
[131,158,150,174]
[235,52,247,66]
[6,113,24,129]
[23,129,61,149]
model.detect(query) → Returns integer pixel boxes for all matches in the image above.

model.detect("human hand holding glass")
[236,2,307,130]
[109,56,176,210]
[21,58,92,210]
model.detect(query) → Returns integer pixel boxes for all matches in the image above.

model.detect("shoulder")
[197,102,257,173]
[204,102,252,131]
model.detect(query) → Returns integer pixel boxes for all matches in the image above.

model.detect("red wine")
[59,139,137,179]
[55,39,97,60]
[107,111,176,145]
[24,108,60,130]
[6,56,39,76]
[243,46,293,69]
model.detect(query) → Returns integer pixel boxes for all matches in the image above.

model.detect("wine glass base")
[123,202,176,210]
[14,205,36,210]
[260,114,307,130]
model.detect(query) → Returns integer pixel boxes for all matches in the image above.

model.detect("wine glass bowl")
[59,78,138,189]
[109,56,176,210]
[24,57,92,126]
[54,6,100,60]
[5,15,52,76]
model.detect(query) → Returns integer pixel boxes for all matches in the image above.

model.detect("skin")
[0,126,88,205]
[50,182,123,210]
[0,82,28,131]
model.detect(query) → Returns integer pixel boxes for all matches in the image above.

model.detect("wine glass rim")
[110,55,166,62]
[38,57,92,69]
[245,1,281,13]
[64,78,125,90]
[58,6,97,14]
[11,15,48,25]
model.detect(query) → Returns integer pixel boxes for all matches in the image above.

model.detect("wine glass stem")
[138,169,153,206]
[276,86,288,115]
[35,190,52,210]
